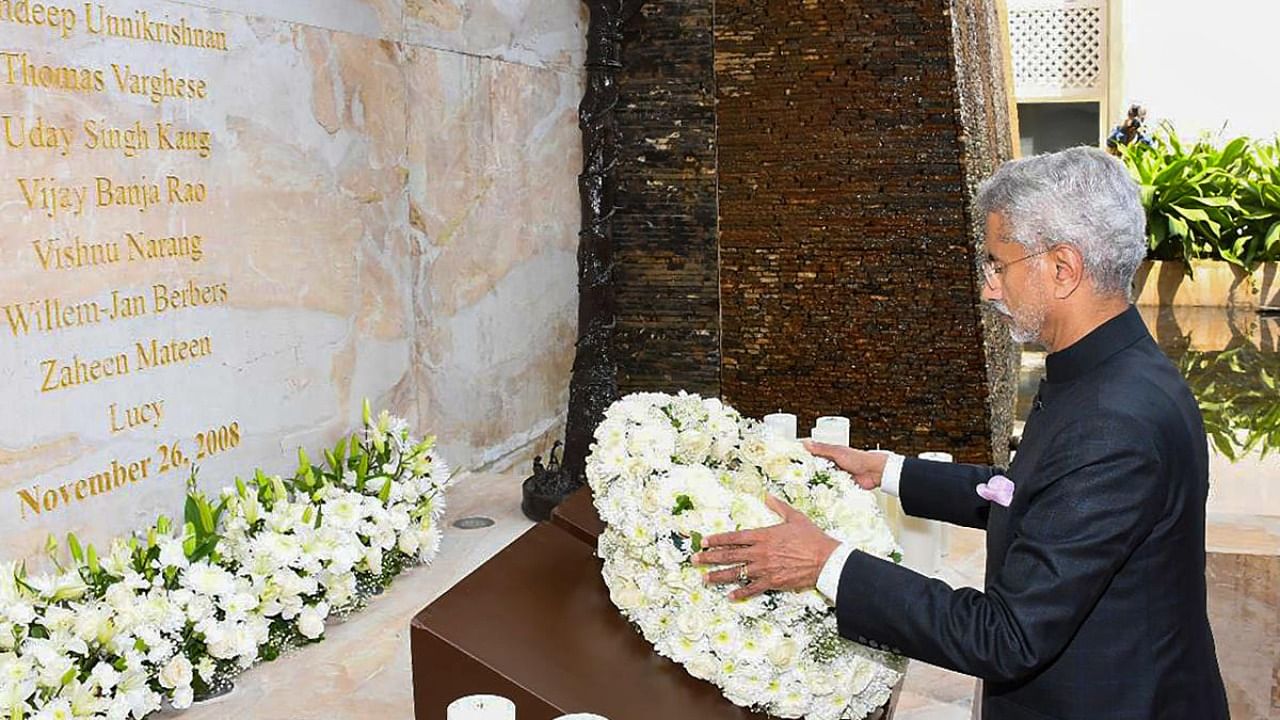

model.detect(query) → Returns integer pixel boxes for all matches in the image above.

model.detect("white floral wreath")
[587,392,905,720]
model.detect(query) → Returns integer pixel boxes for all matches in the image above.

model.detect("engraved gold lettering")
[1,52,104,93]
[3,115,73,156]
[108,398,164,434]
[109,63,207,104]
[95,176,159,212]
[83,119,149,158]
[107,289,146,320]
[31,236,120,270]
[16,456,153,520]
[84,5,229,52]
[126,231,203,263]
[0,1,77,40]
[135,334,212,369]
[152,280,228,314]
[154,122,211,158]
[166,175,206,203]
[16,177,86,218]
[40,351,129,392]
[4,296,103,336]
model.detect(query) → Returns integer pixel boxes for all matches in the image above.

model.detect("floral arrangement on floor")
[586,392,905,720]
[0,402,452,720]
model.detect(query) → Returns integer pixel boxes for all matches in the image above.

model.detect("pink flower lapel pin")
[976,475,1015,508]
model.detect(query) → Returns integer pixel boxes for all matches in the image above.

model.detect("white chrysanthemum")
[183,563,236,599]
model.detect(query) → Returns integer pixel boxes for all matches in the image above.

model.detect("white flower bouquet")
[0,402,452,719]
[586,392,905,720]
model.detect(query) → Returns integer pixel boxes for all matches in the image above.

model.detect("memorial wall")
[0,0,587,563]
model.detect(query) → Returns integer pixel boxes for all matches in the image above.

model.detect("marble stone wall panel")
[0,2,415,562]
[403,0,587,72]
[160,0,405,42]
[405,46,582,473]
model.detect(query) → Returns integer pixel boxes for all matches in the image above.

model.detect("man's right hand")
[801,441,888,491]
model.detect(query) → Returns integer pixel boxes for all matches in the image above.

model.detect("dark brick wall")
[713,0,1010,462]
[612,1,721,396]
[609,0,1013,463]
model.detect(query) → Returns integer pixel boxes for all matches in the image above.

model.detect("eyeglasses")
[980,246,1054,288]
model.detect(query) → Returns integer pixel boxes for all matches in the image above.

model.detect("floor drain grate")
[452,516,495,530]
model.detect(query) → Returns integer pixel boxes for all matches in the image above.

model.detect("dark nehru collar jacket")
[836,306,1229,719]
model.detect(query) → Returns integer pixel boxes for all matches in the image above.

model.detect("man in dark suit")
[695,147,1229,719]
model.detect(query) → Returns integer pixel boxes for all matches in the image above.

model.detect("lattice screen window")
[1008,0,1107,100]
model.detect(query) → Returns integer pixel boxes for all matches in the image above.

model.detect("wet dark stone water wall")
[612,1,722,397]
[610,0,1014,462]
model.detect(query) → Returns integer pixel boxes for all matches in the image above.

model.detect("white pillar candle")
[812,416,851,446]
[917,452,954,560]
[762,413,797,441]
[897,451,953,575]
[447,695,515,720]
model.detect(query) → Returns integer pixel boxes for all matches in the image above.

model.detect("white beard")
[989,299,1045,344]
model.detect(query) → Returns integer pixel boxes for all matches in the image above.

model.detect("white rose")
[687,653,720,682]
[158,655,193,690]
[171,686,194,710]
[297,604,328,640]
[766,637,799,668]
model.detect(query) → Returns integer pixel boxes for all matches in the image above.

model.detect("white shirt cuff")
[873,451,905,497]
[817,542,856,604]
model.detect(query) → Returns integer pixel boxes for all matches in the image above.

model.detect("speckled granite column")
[713,0,1015,463]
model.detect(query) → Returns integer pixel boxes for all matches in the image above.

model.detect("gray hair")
[975,146,1147,297]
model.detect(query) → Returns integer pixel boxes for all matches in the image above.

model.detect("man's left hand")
[693,495,840,600]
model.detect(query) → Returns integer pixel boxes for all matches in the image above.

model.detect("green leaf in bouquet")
[690,531,703,553]
[198,499,215,536]
[185,494,202,531]
[190,539,219,564]
[672,494,694,515]
[378,475,393,505]
[86,544,100,575]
